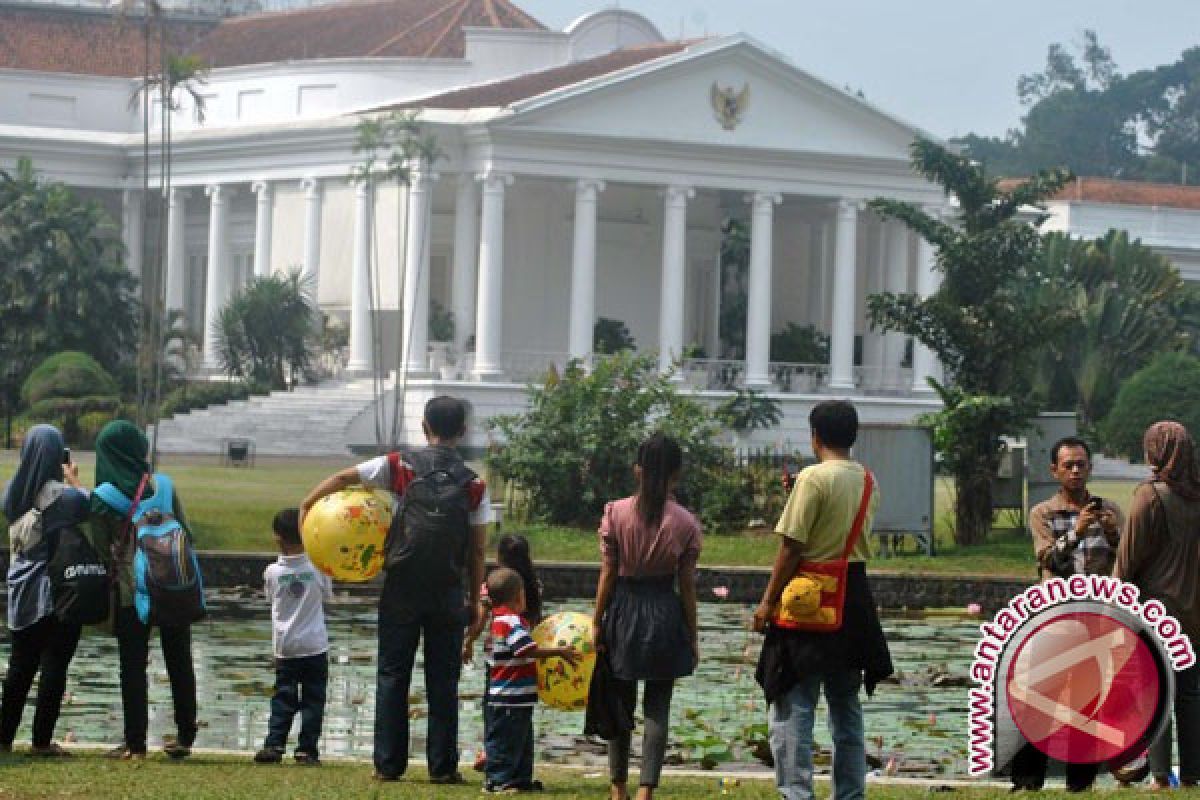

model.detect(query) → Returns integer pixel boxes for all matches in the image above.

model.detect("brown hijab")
[1144,421,1200,501]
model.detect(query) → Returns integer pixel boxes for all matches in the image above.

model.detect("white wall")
[0,70,138,132]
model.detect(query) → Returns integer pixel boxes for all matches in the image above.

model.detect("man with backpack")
[88,421,204,761]
[301,396,491,783]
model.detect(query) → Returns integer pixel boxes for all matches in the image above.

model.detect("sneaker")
[431,772,466,785]
[28,743,72,758]
[105,745,147,760]
[482,785,519,795]
[163,743,191,760]
[514,780,544,792]
[372,771,400,782]
[254,748,284,764]
[294,751,320,766]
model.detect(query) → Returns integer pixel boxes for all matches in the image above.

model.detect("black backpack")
[46,499,111,627]
[384,449,476,594]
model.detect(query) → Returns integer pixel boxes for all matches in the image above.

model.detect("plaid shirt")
[1030,491,1123,580]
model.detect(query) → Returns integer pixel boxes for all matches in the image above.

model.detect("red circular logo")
[1006,611,1160,764]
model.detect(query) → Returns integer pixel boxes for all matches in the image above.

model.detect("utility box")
[1026,413,1078,509]
[993,444,1026,522]
[853,424,935,555]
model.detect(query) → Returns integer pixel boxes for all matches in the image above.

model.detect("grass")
[0,752,1149,800]
[0,451,1139,578]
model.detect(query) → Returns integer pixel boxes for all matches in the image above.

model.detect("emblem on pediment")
[710,81,750,130]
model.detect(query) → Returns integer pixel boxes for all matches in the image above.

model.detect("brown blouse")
[1114,481,1200,646]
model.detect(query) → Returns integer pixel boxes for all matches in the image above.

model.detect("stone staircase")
[149,380,381,456]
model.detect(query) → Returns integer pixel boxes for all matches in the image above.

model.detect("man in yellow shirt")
[753,400,893,800]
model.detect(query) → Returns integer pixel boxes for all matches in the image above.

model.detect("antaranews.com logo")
[968,576,1195,777]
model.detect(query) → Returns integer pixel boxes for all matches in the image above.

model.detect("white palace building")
[4,0,1200,453]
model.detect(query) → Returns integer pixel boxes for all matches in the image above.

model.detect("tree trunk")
[954,464,995,546]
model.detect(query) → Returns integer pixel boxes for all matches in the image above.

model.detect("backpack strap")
[94,483,132,516]
[34,481,66,513]
[141,473,175,517]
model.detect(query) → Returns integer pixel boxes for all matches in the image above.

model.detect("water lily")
[712,586,730,600]
[967,603,983,616]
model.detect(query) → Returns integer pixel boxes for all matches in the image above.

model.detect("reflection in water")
[1,597,974,776]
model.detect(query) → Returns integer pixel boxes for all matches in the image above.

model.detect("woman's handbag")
[772,470,874,633]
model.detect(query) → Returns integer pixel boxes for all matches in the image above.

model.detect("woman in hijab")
[88,420,197,761]
[0,424,87,755]
[1115,420,1200,788]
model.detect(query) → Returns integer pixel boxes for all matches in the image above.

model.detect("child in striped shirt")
[483,568,578,794]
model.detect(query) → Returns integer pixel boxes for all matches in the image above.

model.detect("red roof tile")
[1001,176,1200,212]
[387,40,693,110]
[0,5,214,78]
[194,0,544,67]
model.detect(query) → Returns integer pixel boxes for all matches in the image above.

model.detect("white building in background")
[0,0,986,452]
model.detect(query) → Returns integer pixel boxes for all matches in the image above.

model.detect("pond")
[2,594,975,777]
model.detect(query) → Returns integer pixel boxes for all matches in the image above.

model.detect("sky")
[517,0,1199,139]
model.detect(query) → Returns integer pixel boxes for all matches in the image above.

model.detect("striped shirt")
[487,606,538,708]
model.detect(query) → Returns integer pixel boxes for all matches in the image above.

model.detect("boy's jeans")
[264,652,329,757]
[768,671,865,800]
[484,705,534,788]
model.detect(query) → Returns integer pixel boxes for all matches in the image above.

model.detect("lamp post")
[3,363,18,451]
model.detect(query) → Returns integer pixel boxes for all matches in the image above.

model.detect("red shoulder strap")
[840,469,874,560]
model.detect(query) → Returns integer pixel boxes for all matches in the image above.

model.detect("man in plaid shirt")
[1011,435,1123,792]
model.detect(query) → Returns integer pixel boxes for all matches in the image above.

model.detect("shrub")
[20,351,118,407]
[486,351,727,526]
[593,317,636,355]
[1101,352,1200,459]
[159,381,265,418]
[770,323,830,363]
[715,389,783,434]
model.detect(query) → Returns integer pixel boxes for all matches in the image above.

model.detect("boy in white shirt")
[255,509,333,766]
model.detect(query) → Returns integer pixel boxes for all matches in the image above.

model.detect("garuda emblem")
[710,81,749,130]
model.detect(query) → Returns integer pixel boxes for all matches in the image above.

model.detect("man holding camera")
[1011,435,1122,792]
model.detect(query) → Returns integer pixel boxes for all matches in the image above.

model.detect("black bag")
[584,652,634,740]
[384,450,476,594]
[47,520,110,626]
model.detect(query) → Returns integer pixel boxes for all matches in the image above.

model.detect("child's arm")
[530,644,580,667]
[462,598,490,664]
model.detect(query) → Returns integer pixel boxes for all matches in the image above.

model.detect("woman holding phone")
[0,425,87,755]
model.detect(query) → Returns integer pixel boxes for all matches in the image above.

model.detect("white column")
[451,173,479,357]
[202,184,230,368]
[658,185,693,375]
[806,221,826,330]
[861,220,886,386]
[828,199,860,390]
[882,222,910,389]
[745,191,781,387]
[473,171,513,379]
[165,187,188,314]
[568,178,605,361]
[251,180,273,279]
[347,181,373,373]
[301,177,322,288]
[121,189,143,282]
[401,168,437,374]
[911,212,941,392]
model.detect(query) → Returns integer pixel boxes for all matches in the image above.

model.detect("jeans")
[1010,741,1098,791]
[114,606,197,753]
[263,652,328,757]
[607,679,674,789]
[484,705,534,788]
[768,672,865,800]
[0,616,82,748]
[373,606,464,778]
[1150,664,1200,783]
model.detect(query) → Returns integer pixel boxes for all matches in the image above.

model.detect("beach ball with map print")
[531,612,596,711]
[302,488,391,582]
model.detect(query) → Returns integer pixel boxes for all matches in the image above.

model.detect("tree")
[1030,231,1200,428]
[215,271,317,389]
[0,158,140,390]
[868,139,1074,545]
[717,217,750,358]
[1102,352,1200,459]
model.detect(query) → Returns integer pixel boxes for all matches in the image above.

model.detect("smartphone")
[62,447,71,465]
[1087,496,1104,510]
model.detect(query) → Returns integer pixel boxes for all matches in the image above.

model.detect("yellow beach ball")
[301,488,391,582]
[531,611,597,711]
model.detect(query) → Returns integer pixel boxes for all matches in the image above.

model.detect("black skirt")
[602,575,696,681]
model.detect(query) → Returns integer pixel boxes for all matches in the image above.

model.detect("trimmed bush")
[29,395,122,417]
[159,382,268,418]
[21,351,118,407]
[1101,352,1200,459]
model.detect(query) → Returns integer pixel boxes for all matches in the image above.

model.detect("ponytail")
[635,433,683,528]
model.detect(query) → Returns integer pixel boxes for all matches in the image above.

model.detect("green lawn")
[0,451,1139,578]
[0,752,1141,800]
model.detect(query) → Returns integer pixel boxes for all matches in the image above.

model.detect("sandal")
[28,743,71,758]
[104,745,147,760]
